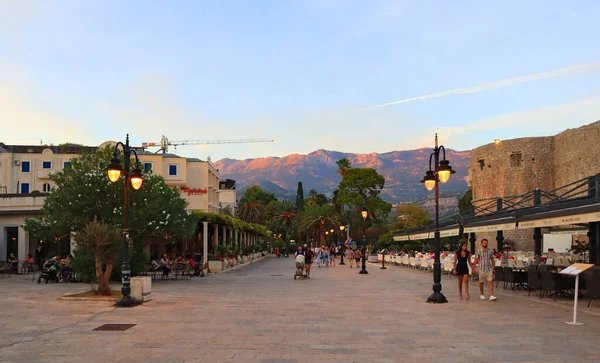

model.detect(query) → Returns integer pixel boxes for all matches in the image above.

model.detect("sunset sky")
[2,0,600,160]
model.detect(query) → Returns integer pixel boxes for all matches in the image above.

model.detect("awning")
[518,211,600,228]
[464,222,516,233]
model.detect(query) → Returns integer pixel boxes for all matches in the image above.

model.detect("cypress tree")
[295,181,305,212]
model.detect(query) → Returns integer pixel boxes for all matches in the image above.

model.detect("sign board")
[519,211,600,229]
[559,263,594,276]
[393,235,409,242]
[559,263,594,326]
[409,232,430,240]
[440,228,460,237]
[464,223,516,233]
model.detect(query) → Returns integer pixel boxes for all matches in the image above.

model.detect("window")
[510,153,522,167]
[21,161,30,173]
[169,165,177,176]
[43,183,51,192]
[43,161,52,169]
[144,162,153,173]
[478,159,485,171]
[21,183,30,194]
[64,162,72,168]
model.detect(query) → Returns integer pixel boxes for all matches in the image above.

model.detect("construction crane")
[142,135,274,154]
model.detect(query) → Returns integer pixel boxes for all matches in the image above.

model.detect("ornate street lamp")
[339,225,346,265]
[105,134,144,307]
[359,207,368,274]
[421,133,456,304]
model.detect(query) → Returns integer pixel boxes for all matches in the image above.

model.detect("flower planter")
[222,259,229,270]
[208,261,222,273]
[228,258,236,267]
[241,256,248,264]
[237,256,242,264]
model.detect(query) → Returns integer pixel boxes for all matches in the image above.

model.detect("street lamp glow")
[130,167,144,190]
[106,156,123,183]
[422,170,436,191]
[437,160,455,184]
[361,207,368,220]
[339,225,345,231]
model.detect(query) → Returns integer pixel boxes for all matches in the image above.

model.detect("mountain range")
[214,148,472,208]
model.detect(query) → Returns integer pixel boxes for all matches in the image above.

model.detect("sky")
[2,0,600,161]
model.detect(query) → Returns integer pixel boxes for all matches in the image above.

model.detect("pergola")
[393,173,600,265]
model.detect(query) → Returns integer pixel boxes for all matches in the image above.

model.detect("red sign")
[180,186,207,196]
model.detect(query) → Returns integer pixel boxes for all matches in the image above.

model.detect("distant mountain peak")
[214,148,471,203]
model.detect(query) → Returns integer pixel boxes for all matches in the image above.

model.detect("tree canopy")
[24,146,192,244]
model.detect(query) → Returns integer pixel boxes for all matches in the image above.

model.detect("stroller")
[37,259,61,284]
[294,254,306,280]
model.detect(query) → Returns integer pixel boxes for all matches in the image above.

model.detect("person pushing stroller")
[294,245,306,280]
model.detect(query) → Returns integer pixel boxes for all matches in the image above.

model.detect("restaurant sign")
[393,235,410,241]
[463,223,516,233]
[518,211,600,229]
[408,232,430,240]
[440,228,460,237]
[180,186,208,196]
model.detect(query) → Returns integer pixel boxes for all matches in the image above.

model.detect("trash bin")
[131,277,142,302]
[140,276,152,302]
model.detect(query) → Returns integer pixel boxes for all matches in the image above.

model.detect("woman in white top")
[159,254,174,279]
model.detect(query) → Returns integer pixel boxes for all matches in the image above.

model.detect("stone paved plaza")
[1,256,600,362]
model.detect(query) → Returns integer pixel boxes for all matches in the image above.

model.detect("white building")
[0,141,235,261]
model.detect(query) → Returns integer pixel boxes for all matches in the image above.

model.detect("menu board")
[559,263,594,276]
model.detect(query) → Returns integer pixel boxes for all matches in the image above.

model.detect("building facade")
[0,141,235,261]
[467,120,600,251]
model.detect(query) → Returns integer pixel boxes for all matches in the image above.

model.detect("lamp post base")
[380,266,387,269]
[426,291,448,304]
[116,294,137,308]
[359,268,368,274]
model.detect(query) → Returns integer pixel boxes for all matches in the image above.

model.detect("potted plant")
[227,245,237,267]
[207,253,223,273]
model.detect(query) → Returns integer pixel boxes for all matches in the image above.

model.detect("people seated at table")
[26,254,35,264]
[159,253,174,279]
[8,253,18,272]
[58,254,73,282]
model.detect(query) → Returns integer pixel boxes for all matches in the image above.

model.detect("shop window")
[43,161,52,169]
[510,153,522,167]
[21,161,30,173]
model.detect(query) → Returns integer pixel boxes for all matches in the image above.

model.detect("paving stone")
[1,257,600,362]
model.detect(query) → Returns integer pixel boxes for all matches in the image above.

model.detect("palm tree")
[306,189,318,207]
[300,204,340,245]
[279,200,295,240]
[336,158,351,179]
[239,201,264,224]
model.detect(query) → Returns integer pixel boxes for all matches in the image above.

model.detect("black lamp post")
[339,225,346,265]
[359,207,368,274]
[421,133,455,304]
[105,134,144,307]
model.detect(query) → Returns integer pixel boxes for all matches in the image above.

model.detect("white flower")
[162,211,166,214]
[148,222,152,226]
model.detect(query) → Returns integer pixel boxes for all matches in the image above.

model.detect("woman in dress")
[316,247,323,268]
[453,243,474,300]
[324,247,330,267]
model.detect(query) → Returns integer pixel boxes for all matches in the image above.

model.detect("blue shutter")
[21,161,30,173]
[169,165,177,175]
[21,183,30,194]
[64,162,72,168]
[144,163,152,173]
[43,161,51,169]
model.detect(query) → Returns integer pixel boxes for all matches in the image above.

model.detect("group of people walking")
[294,244,366,279]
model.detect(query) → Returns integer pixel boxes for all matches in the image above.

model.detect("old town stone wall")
[467,120,600,251]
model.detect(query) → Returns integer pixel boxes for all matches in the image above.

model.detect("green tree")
[295,182,305,212]
[299,204,340,245]
[337,168,392,226]
[239,185,276,206]
[394,204,432,230]
[24,146,191,245]
[336,158,351,179]
[458,189,473,217]
[75,219,121,295]
[315,193,329,206]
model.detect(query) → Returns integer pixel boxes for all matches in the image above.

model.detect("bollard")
[381,252,387,269]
